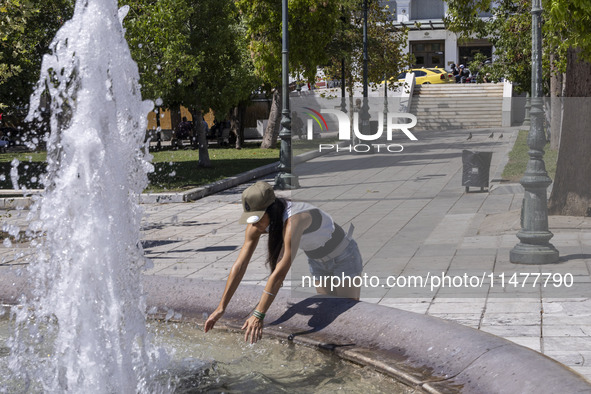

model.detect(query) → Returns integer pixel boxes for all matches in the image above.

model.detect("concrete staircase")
[410,83,504,130]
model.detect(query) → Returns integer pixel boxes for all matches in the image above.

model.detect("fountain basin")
[2,270,590,393]
[0,316,414,393]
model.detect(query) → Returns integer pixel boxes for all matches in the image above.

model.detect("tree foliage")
[444,0,573,93]
[0,0,74,112]
[547,0,591,62]
[122,0,259,165]
[446,0,591,216]
[236,0,342,87]
[323,0,410,93]
[122,0,257,116]
[236,0,345,148]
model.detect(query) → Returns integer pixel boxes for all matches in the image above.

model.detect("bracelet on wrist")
[253,310,266,320]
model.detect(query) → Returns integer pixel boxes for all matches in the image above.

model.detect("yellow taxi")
[397,68,454,84]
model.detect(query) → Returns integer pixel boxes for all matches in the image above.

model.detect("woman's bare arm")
[204,224,261,332]
[242,212,311,343]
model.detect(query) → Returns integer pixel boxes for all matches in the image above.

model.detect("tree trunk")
[260,89,281,149]
[230,106,241,149]
[548,47,591,216]
[549,54,563,150]
[190,108,212,168]
[238,103,246,148]
[230,102,247,149]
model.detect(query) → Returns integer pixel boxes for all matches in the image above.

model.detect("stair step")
[410,104,502,109]
[410,107,502,112]
[411,112,501,117]
[410,82,505,130]
[413,93,504,96]
[413,85,504,97]
[414,92,503,96]
[414,123,502,130]
[410,107,502,111]
[414,84,504,89]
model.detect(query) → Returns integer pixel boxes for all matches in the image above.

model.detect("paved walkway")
[2,126,591,382]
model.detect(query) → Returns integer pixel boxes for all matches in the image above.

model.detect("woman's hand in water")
[242,315,264,343]
[204,308,224,333]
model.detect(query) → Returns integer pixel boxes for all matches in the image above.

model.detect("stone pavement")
[2,126,591,382]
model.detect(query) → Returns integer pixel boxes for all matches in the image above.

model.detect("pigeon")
[499,133,503,139]
[467,132,472,140]
[488,132,494,138]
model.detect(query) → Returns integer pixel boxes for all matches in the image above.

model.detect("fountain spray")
[7,0,168,392]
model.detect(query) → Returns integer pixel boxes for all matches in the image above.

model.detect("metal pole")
[510,0,558,264]
[359,0,372,150]
[383,45,388,135]
[383,75,388,134]
[274,0,299,190]
[362,0,368,100]
[523,92,531,126]
[340,6,347,114]
[341,58,347,114]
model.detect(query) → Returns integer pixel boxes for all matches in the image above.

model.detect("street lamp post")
[383,74,388,134]
[340,7,347,115]
[510,0,559,264]
[341,60,347,114]
[275,0,300,190]
[359,0,372,149]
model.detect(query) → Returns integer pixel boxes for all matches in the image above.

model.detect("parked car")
[397,67,454,84]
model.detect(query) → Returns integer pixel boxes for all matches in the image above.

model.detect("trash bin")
[462,150,493,192]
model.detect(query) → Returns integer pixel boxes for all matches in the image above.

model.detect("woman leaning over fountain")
[204,181,362,343]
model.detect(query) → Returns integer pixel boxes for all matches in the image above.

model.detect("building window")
[458,45,493,65]
[411,0,444,20]
[411,40,445,68]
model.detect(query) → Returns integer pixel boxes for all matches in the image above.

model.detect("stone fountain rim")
[2,271,590,393]
[142,276,590,393]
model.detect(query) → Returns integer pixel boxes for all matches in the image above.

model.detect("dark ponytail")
[266,198,287,273]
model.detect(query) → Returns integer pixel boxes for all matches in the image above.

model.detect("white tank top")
[283,201,335,251]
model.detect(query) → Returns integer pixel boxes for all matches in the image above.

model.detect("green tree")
[446,0,591,216]
[546,0,591,216]
[323,0,409,97]
[236,0,342,148]
[122,0,258,167]
[445,0,532,92]
[0,0,74,116]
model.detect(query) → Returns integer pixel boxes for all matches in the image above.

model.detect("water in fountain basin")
[6,0,168,392]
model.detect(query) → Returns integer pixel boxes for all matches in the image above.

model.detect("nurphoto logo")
[301,108,418,153]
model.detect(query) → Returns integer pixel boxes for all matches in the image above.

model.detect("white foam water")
[6,0,169,392]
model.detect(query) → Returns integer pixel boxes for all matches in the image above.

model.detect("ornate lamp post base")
[274,172,300,189]
[510,239,560,265]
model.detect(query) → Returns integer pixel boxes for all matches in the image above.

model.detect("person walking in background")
[204,181,362,343]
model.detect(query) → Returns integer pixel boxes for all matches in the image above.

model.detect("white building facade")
[386,0,493,69]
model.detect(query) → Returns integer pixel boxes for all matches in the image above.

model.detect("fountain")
[3,0,591,392]
[0,1,424,392]
[5,0,168,391]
